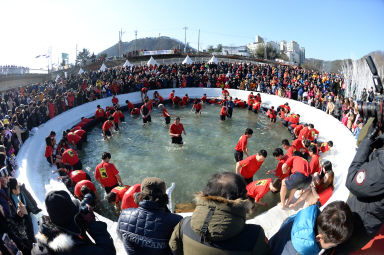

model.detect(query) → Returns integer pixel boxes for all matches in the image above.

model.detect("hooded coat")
[169,193,269,255]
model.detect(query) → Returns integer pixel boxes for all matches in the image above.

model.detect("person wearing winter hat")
[117,177,182,254]
[31,190,115,255]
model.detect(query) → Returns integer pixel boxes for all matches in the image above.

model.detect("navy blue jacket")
[117,200,182,255]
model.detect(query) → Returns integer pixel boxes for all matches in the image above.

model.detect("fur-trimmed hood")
[190,193,251,242]
[35,232,75,252]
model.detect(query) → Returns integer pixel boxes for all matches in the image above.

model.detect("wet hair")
[309,124,314,129]
[258,150,267,158]
[8,177,18,191]
[45,136,53,147]
[105,192,117,203]
[80,185,90,196]
[245,128,253,135]
[50,131,56,136]
[308,144,318,154]
[102,152,111,160]
[202,172,247,200]
[316,201,353,245]
[97,105,101,108]
[328,141,333,147]
[282,139,290,147]
[175,116,180,121]
[322,161,332,172]
[303,139,311,148]
[273,148,284,157]
[271,178,282,193]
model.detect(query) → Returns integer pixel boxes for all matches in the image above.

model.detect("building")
[280,40,305,65]
[221,46,250,57]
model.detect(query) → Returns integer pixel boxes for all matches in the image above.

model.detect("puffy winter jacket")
[117,200,182,255]
[269,205,321,255]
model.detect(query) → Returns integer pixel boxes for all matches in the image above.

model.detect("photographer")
[32,190,115,255]
[333,118,384,254]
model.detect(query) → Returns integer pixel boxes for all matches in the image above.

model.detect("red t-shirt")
[170,123,184,135]
[111,185,130,203]
[131,108,140,115]
[169,92,175,100]
[294,125,304,136]
[247,178,271,202]
[220,106,227,116]
[201,95,207,102]
[298,127,310,140]
[310,154,321,175]
[162,108,170,117]
[112,111,124,123]
[127,102,134,110]
[195,103,202,111]
[182,96,189,104]
[74,180,96,199]
[285,146,295,158]
[45,145,53,158]
[67,132,81,145]
[121,184,141,210]
[69,170,87,183]
[102,120,113,132]
[74,129,86,137]
[62,149,79,166]
[292,139,304,152]
[239,155,264,179]
[112,97,119,105]
[235,135,248,152]
[275,155,289,180]
[320,142,330,153]
[308,129,319,141]
[285,156,310,177]
[95,108,105,118]
[94,161,119,187]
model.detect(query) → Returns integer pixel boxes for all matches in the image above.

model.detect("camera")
[357,56,384,129]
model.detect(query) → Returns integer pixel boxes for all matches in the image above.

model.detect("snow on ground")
[15,88,356,252]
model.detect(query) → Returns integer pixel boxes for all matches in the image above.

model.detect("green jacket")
[169,193,269,255]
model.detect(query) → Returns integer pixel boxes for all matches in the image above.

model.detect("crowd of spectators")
[0,60,380,254]
[0,66,30,76]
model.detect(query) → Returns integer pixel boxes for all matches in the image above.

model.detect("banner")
[140,50,174,56]
[62,53,69,60]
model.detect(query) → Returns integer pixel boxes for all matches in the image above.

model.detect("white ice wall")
[15,88,356,249]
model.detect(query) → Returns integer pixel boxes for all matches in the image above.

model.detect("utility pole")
[134,30,138,53]
[182,26,188,53]
[198,29,200,53]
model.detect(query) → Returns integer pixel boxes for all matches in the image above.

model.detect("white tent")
[123,59,132,67]
[78,68,84,75]
[208,55,219,64]
[147,56,158,66]
[99,63,107,71]
[182,55,194,64]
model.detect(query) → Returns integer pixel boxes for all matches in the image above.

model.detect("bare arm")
[235,162,240,174]
[116,174,123,186]
[282,163,289,174]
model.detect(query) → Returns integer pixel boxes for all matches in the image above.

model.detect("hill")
[303,51,384,73]
[99,36,195,57]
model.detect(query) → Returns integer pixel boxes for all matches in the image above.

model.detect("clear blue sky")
[1,0,383,69]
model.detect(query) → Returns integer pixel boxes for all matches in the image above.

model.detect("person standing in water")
[169,117,186,145]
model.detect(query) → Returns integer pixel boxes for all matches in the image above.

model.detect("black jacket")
[336,137,384,254]
[117,200,182,255]
[31,220,116,255]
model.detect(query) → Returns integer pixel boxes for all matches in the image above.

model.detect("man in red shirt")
[74,179,97,199]
[236,150,267,184]
[112,108,124,130]
[125,100,134,111]
[170,117,186,145]
[169,90,175,100]
[201,93,207,103]
[234,128,253,162]
[102,117,115,140]
[309,145,321,175]
[62,148,82,170]
[121,183,141,210]
[95,105,105,123]
[66,131,82,150]
[191,99,202,115]
[105,185,130,211]
[220,105,227,121]
[247,178,281,206]
[282,139,295,158]
[267,148,290,180]
[319,141,333,153]
[182,94,189,105]
[140,100,151,124]
[158,104,171,124]
[95,152,123,193]
[279,155,311,209]
[112,95,119,106]
[141,87,148,101]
